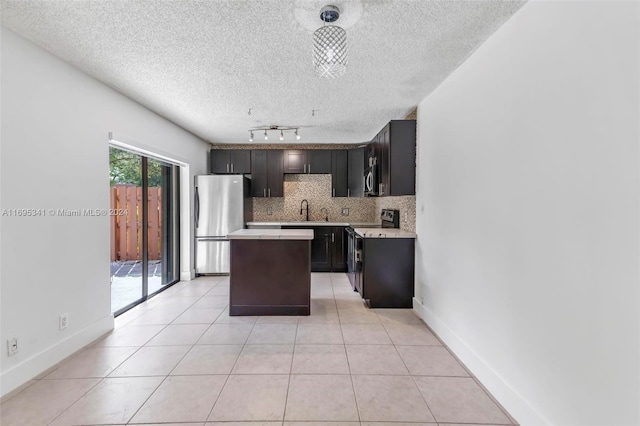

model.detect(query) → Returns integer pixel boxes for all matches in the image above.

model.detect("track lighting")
[247,125,301,142]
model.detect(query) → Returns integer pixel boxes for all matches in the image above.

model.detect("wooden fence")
[110,185,162,261]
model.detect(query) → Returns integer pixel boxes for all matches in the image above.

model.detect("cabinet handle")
[268,188,271,197]
[347,188,350,197]
[332,233,335,243]
[263,188,266,197]
[231,163,234,173]
[226,164,229,173]
[308,163,311,174]
[332,188,335,197]
[304,164,307,173]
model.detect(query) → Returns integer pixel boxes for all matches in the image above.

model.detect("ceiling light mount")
[248,125,301,142]
[320,5,340,23]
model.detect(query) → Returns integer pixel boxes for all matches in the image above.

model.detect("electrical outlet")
[404,211,408,222]
[341,208,349,216]
[7,337,18,356]
[266,207,273,215]
[59,313,69,330]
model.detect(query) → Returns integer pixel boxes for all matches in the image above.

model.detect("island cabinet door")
[310,227,332,272]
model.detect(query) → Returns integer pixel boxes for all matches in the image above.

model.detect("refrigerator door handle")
[195,186,200,229]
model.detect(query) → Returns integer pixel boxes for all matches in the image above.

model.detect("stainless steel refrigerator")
[195,175,252,274]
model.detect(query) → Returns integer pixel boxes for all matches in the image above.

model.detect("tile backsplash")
[252,174,376,223]
[375,195,416,232]
[252,174,416,233]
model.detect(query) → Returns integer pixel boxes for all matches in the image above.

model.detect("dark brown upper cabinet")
[331,150,348,197]
[283,150,332,174]
[250,150,283,197]
[348,147,365,197]
[210,149,251,174]
[369,120,416,196]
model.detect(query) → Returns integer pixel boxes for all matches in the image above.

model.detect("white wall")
[0,28,209,395]
[414,1,639,425]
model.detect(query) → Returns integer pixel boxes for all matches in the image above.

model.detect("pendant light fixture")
[313,5,347,79]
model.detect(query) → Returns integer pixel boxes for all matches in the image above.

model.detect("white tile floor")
[0,273,517,426]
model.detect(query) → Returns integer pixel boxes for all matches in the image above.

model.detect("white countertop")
[227,229,314,240]
[353,228,417,239]
[247,221,381,228]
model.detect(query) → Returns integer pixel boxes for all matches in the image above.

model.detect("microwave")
[364,162,378,196]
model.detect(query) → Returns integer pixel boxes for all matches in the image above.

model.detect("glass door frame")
[110,147,181,317]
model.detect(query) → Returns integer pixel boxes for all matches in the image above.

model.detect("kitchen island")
[227,229,313,315]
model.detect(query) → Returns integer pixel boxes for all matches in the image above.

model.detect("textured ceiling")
[1,0,526,144]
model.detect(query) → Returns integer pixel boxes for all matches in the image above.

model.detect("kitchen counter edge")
[247,221,380,228]
[353,228,417,239]
[228,229,314,240]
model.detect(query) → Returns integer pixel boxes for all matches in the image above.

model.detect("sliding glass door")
[110,147,180,315]
[148,157,180,294]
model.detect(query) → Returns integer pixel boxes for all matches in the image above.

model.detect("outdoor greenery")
[109,147,163,187]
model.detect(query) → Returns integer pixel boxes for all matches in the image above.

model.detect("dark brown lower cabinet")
[311,226,346,272]
[360,237,415,308]
[331,227,347,271]
[284,226,347,272]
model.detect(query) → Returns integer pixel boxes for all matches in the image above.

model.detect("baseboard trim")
[0,314,114,397]
[412,297,549,426]
[180,269,195,281]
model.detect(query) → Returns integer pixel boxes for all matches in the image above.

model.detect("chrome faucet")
[300,199,309,221]
[320,208,328,222]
